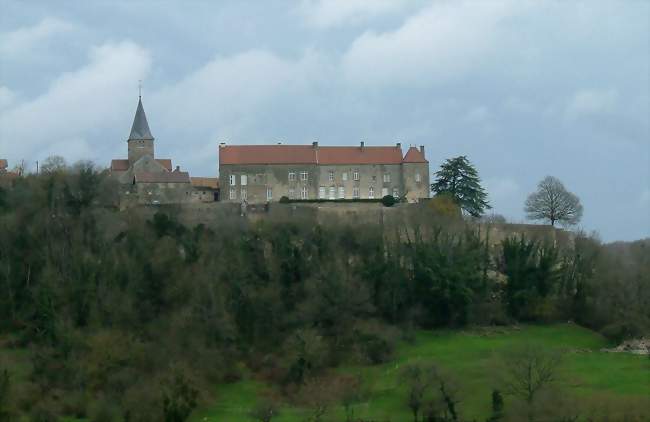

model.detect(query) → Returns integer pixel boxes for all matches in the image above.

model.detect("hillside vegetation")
[0,167,648,421]
[197,324,649,421]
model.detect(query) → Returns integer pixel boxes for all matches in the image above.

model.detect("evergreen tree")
[431,156,490,217]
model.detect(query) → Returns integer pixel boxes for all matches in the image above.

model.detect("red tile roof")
[403,147,428,163]
[134,171,190,183]
[220,145,316,165]
[111,159,129,171]
[156,159,172,171]
[318,146,403,164]
[111,158,173,171]
[219,145,406,165]
[191,177,219,189]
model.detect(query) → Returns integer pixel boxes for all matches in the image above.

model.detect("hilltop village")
[106,97,431,206]
[11,96,428,207]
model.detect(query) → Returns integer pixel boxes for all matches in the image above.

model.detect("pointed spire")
[128,97,154,141]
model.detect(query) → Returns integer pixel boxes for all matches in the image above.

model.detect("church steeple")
[127,96,155,163]
[128,97,154,141]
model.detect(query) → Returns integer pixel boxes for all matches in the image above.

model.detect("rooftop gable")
[403,147,428,163]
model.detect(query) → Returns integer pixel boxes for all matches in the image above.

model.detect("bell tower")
[127,95,155,164]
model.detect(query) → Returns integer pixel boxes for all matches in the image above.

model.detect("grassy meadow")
[194,324,649,421]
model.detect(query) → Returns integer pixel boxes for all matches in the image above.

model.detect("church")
[110,97,218,204]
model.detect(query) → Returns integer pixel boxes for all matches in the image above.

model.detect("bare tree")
[401,364,429,422]
[503,344,562,422]
[40,155,67,174]
[525,176,583,227]
[402,363,461,422]
[248,400,278,422]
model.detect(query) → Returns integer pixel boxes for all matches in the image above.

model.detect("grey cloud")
[0,0,648,241]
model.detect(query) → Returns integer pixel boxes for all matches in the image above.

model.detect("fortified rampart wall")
[124,201,571,249]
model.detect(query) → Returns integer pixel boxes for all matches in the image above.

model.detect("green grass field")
[193,324,650,421]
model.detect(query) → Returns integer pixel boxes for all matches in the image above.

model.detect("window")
[241,174,248,186]
[289,188,295,199]
[393,188,399,198]
[342,172,348,181]
[229,174,236,186]
[229,187,236,200]
[301,186,308,199]
[368,187,375,199]
[328,171,334,181]
[288,172,296,181]
[338,187,345,199]
[266,187,273,201]
[372,175,377,182]
[353,171,359,181]
[329,187,336,200]
[383,173,391,183]
[415,172,421,183]
[241,188,247,200]
[382,187,388,197]
[300,171,308,181]
[319,186,326,199]
[353,187,360,199]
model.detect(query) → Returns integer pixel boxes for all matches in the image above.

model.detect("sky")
[0,0,648,241]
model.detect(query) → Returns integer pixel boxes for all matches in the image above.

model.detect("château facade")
[219,142,429,204]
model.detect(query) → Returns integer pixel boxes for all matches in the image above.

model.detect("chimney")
[277,141,282,145]
[419,145,425,156]
[219,142,226,148]
[396,142,401,149]
[175,166,180,172]
[312,141,318,148]
[360,141,365,149]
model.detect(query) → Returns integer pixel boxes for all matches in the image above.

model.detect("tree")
[431,156,490,217]
[40,155,67,174]
[401,364,429,422]
[503,344,562,422]
[162,371,198,422]
[525,176,583,227]
[249,400,278,422]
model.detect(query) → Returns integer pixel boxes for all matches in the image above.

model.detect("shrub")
[428,193,462,218]
[352,321,397,364]
[381,195,396,207]
[600,321,644,344]
[162,370,198,422]
[279,196,290,203]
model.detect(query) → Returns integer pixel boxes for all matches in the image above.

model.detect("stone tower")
[127,97,155,164]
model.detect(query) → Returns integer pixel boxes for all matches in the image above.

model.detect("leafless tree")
[40,155,67,174]
[503,344,563,422]
[525,176,583,227]
[248,400,277,422]
[401,364,429,422]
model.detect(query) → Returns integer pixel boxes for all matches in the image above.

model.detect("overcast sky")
[0,0,648,241]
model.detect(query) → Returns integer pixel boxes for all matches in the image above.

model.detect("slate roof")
[403,147,428,163]
[128,98,154,141]
[219,145,406,165]
[134,171,190,183]
[191,177,219,189]
[111,159,173,171]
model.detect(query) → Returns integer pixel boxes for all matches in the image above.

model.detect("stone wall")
[123,202,570,250]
